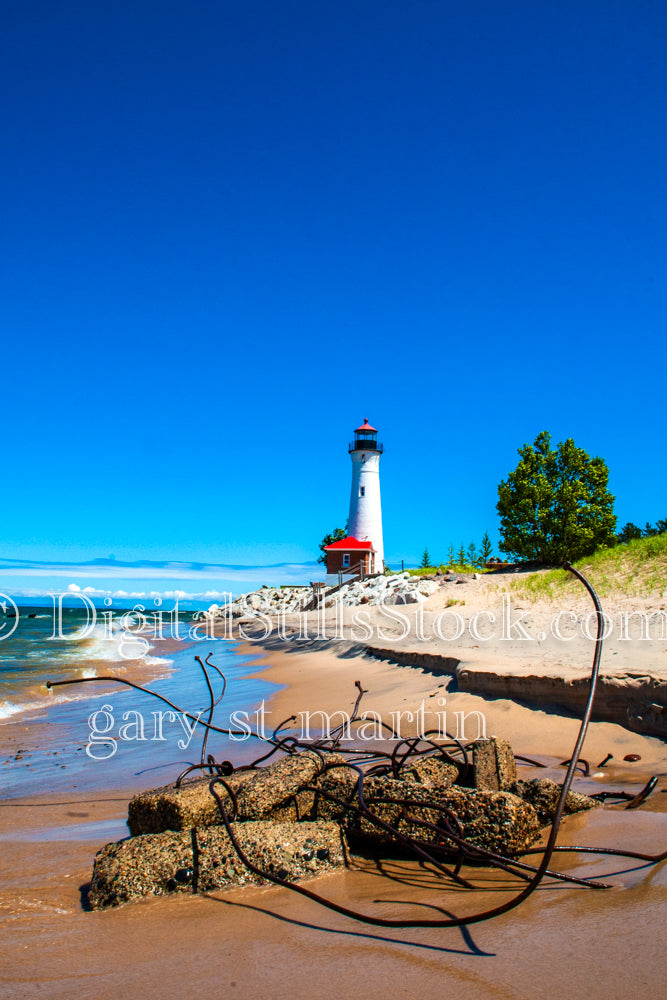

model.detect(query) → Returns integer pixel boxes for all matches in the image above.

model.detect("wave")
[60,622,172,668]
[0,617,176,725]
[0,656,174,722]
[0,687,92,720]
[0,688,107,720]
[0,700,21,720]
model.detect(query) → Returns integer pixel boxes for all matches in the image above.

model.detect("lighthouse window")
[343,554,350,568]
[359,486,365,497]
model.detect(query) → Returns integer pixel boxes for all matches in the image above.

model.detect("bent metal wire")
[47,563,666,926]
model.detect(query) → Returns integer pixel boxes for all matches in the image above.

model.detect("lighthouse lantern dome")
[349,418,383,454]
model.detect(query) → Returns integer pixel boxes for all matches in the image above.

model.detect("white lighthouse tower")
[347,418,384,573]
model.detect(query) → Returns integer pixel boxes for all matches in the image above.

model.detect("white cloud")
[0,559,317,583]
[2,560,317,604]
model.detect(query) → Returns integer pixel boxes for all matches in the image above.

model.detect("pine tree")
[616,522,643,545]
[420,547,431,569]
[480,531,492,565]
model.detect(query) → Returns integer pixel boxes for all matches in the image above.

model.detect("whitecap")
[0,700,21,720]
[64,621,172,668]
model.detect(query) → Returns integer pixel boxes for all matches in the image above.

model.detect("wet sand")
[1,638,666,999]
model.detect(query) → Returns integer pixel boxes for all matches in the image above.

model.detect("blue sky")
[2,1,665,598]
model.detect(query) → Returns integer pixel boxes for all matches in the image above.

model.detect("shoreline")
[235,635,666,774]
[0,612,665,998]
[0,628,667,1000]
[216,570,667,739]
[364,641,667,737]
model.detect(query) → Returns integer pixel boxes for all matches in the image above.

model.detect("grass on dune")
[404,564,487,577]
[510,533,667,601]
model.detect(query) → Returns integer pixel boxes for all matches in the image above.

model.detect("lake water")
[0,603,279,797]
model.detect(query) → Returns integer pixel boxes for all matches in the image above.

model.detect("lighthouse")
[324,418,385,577]
[348,418,384,571]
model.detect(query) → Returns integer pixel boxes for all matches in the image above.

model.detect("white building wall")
[348,449,384,572]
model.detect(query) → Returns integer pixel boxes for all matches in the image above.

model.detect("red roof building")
[324,535,376,575]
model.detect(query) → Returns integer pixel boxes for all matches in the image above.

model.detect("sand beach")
[1,578,666,999]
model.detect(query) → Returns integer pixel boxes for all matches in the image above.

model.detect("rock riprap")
[93,739,599,909]
[203,572,440,621]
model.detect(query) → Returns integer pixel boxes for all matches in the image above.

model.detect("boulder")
[385,589,426,605]
[401,754,460,788]
[510,778,598,823]
[471,738,517,791]
[89,820,348,909]
[313,770,541,856]
[128,752,327,835]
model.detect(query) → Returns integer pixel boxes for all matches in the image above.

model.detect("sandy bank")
[216,569,667,738]
[236,635,666,774]
[364,643,667,738]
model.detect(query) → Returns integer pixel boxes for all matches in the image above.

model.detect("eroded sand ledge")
[231,626,667,741]
[363,642,667,738]
[221,570,667,740]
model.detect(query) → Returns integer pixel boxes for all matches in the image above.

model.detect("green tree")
[420,547,432,568]
[457,543,466,567]
[615,518,667,541]
[317,526,347,565]
[447,544,455,566]
[617,522,643,545]
[496,431,616,564]
[467,542,477,567]
[480,531,493,565]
